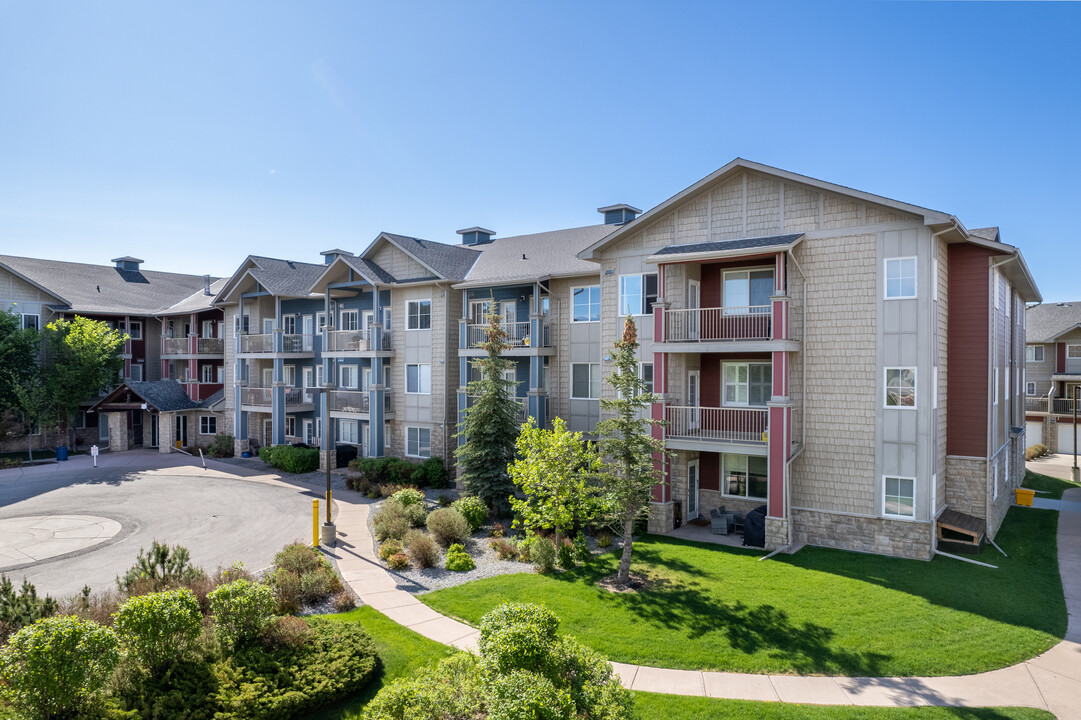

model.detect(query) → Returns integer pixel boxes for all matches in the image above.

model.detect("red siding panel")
[700,452,719,491]
[947,244,991,457]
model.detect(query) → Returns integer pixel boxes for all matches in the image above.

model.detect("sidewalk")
[326,485,1081,718]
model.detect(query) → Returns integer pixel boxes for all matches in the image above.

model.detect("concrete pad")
[345,573,401,593]
[1028,663,1081,718]
[702,671,779,701]
[1027,641,1081,684]
[408,617,478,645]
[836,677,929,706]
[450,631,480,653]
[630,666,705,696]
[380,602,446,628]
[610,662,639,689]
[361,590,420,611]
[914,667,1044,708]
[21,538,106,559]
[769,676,850,705]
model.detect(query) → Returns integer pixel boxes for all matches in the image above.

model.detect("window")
[20,314,39,331]
[129,363,143,382]
[284,365,296,386]
[340,419,359,444]
[724,363,772,407]
[285,416,296,437]
[407,300,431,330]
[993,368,999,405]
[1027,382,1036,396]
[885,258,917,299]
[282,316,296,334]
[407,426,431,458]
[1026,345,1045,363]
[406,364,431,394]
[385,422,391,447]
[723,269,774,310]
[340,310,359,332]
[932,366,938,410]
[75,411,86,430]
[316,312,326,331]
[128,321,142,340]
[340,364,358,389]
[884,477,915,518]
[200,416,217,435]
[640,363,654,394]
[618,274,658,316]
[724,455,768,500]
[885,368,916,408]
[1068,345,1081,359]
[315,418,322,441]
[571,286,600,322]
[571,363,601,399]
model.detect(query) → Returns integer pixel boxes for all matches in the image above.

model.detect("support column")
[369,356,385,458]
[271,325,286,446]
[527,354,546,428]
[234,300,249,457]
[108,412,129,452]
[651,296,670,505]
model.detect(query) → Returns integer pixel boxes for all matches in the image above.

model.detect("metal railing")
[282,334,314,353]
[664,306,772,342]
[1053,398,1078,415]
[665,405,768,444]
[239,387,313,408]
[1026,396,1050,413]
[238,334,315,353]
[162,337,224,355]
[326,390,393,414]
[326,329,393,352]
[464,321,546,349]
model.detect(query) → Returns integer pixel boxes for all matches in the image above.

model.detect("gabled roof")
[1026,302,1081,344]
[216,255,327,304]
[454,224,613,289]
[968,227,1000,242]
[363,232,481,282]
[0,255,209,316]
[308,253,396,295]
[157,278,228,316]
[88,380,214,414]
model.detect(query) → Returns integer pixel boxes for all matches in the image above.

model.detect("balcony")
[665,405,768,446]
[325,329,393,353]
[239,386,314,410]
[462,321,550,351]
[664,306,771,343]
[1026,396,1080,415]
[238,334,315,355]
[162,337,225,356]
[326,390,393,415]
[1053,398,1079,415]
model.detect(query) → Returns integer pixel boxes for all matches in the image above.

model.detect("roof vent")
[597,204,641,226]
[457,227,496,246]
[319,248,354,265]
[111,256,144,272]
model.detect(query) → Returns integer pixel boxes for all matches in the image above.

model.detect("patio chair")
[731,511,745,534]
[710,508,733,536]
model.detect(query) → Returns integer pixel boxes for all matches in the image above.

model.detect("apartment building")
[1024,301,1081,454]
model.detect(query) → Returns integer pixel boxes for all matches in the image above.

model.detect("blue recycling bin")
[56,446,68,461]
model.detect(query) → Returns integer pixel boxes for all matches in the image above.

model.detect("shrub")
[299,571,331,604]
[518,538,533,563]
[489,538,519,561]
[209,579,275,646]
[379,539,403,560]
[596,530,612,548]
[489,522,507,538]
[437,493,453,507]
[1026,444,1048,461]
[405,531,440,569]
[486,669,573,720]
[118,540,206,593]
[258,614,314,651]
[387,553,410,570]
[0,575,57,644]
[270,543,341,612]
[405,502,428,527]
[573,531,590,563]
[558,538,576,570]
[531,537,557,574]
[333,590,356,612]
[445,543,475,572]
[273,542,325,576]
[414,457,449,488]
[208,433,235,458]
[427,508,472,546]
[347,474,372,494]
[392,487,426,507]
[374,499,412,541]
[364,652,483,720]
[453,495,489,532]
[366,486,382,499]
[0,616,120,720]
[113,589,202,670]
[272,570,302,615]
[261,445,319,474]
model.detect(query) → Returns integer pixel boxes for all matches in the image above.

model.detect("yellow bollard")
[313,499,319,547]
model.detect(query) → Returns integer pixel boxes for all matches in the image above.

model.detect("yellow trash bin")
[1014,488,1035,507]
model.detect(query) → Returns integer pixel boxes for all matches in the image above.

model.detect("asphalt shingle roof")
[969,227,1000,242]
[456,224,614,287]
[158,278,229,315]
[341,255,396,285]
[380,232,480,281]
[125,380,203,412]
[654,233,804,256]
[1026,302,1081,343]
[0,255,211,316]
[247,256,328,297]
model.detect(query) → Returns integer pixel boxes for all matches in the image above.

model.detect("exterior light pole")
[320,387,336,546]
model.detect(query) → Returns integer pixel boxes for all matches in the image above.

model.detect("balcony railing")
[238,334,315,354]
[162,337,225,355]
[1053,398,1078,415]
[664,306,771,342]
[665,405,768,444]
[239,387,314,408]
[464,321,547,349]
[1026,397,1050,413]
[326,329,393,352]
[326,390,393,414]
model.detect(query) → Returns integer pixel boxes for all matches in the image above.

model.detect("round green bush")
[209,579,275,646]
[426,507,471,546]
[479,602,559,673]
[364,653,482,720]
[391,488,425,507]
[114,588,202,670]
[379,539,403,561]
[405,502,429,527]
[386,553,410,571]
[452,496,489,532]
[0,615,120,720]
[445,543,475,572]
[374,499,413,541]
[404,531,440,569]
[486,669,573,720]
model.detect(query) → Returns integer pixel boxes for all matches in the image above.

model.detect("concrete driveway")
[0,450,315,598]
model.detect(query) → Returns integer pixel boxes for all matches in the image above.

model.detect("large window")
[200,416,217,435]
[571,363,601,399]
[406,364,431,394]
[571,286,600,323]
[1026,382,1036,396]
[724,455,768,500]
[885,368,916,408]
[340,364,358,389]
[1069,345,1081,359]
[407,426,431,458]
[340,419,359,444]
[618,274,658,316]
[884,476,915,518]
[885,258,917,299]
[723,269,773,311]
[407,300,431,330]
[1026,345,1045,363]
[285,416,296,437]
[723,363,771,406]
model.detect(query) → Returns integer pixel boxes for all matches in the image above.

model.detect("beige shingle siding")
[936,237,949,513]
[746,175,781,233]
[371,243,430,281]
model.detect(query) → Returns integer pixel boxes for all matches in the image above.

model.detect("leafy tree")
[0,309,41,412]
[454,302,520,515]
[509,416,603,549]
[597,317,668,586]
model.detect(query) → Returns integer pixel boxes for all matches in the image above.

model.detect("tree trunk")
[617,515,635,585]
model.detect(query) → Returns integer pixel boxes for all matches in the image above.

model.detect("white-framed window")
[993,268,1000,310]
[340,310,359,332]
[723,362,772,407]
[1068,345,1081,359]
[618,274,658,316]
[993,368,999,405]
[315,312,326,331]
[200,416,217,435]
[315,418,322,441]
[340,419,359,444]
[385,422,391,448]
[1027,382,1037,396]
[640,363,654,394]
[383,360,392,390]
[407,300,431,330]
[885,257,917,299]
[406,426,431,458]
[340,364,358,389]
[20,313,39,331]
[571,286,600,323]
[571,363,601,399]
[885,368,916,408]
[284,416,296,437]
[723,454,768,500]
[406,364,431,394]
[884,476,915,518]
[1026,345,1045,363]
[282,315,296,334]
[723,269,774,311]
[931,257,939,302]
[202,364,215,383]
[128,321,142,340]
[284,365,296,387]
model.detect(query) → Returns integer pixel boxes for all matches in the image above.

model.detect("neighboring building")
[579,159,1040,559]
[1024,301,1081,454]
[0,254,218,452]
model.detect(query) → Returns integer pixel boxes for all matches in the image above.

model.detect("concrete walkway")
[327,486,1081,718]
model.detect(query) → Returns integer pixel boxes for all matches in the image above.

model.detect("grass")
[634,694,1055,719]
[422,508,1065,677]
[1023,469,1081,500]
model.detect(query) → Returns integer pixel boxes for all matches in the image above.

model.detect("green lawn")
[422,507,1064,677]
[1023,469,1081,500]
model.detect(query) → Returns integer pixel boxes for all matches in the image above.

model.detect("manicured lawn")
[422,508,1064,676]
[634,694,1055,719]
[1023,469,1081,500]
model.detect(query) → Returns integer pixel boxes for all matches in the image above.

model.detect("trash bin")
[56,446,68,461]
[1015,488,1035,507]
[241,451,252,458]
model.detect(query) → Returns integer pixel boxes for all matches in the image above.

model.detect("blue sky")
[1,1,1078,300]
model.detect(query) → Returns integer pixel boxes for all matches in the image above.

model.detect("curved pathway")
[326,485,1081,718]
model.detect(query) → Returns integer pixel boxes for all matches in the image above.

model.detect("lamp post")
[319,386,336,546]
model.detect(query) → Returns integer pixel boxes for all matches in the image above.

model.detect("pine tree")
[454,303,521,514]
[597,316,668,585]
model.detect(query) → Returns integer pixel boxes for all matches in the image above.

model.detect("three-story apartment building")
[1024,301,1081,455]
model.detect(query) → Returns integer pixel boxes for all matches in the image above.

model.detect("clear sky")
[1,1,1078,300]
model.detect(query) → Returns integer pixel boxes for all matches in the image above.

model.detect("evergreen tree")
[597,316,668,585]
[454,303,521,514]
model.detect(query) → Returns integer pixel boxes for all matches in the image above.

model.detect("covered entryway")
[88,380,220,454]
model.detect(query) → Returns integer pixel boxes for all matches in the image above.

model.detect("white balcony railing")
[326,329,393,352]
[240,387,313,408]
[238,334,314,354]
[326,390,393,414]
[162,337,225,355]
[1053,398,1078,415]
[665,405,768,444]
[465,321,546,349]
[664,306,771,342]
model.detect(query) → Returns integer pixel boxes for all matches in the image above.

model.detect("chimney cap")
[456,227,496,237]
[111,256,145,264]
[596,204,641,215]
[319,248,354,257]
